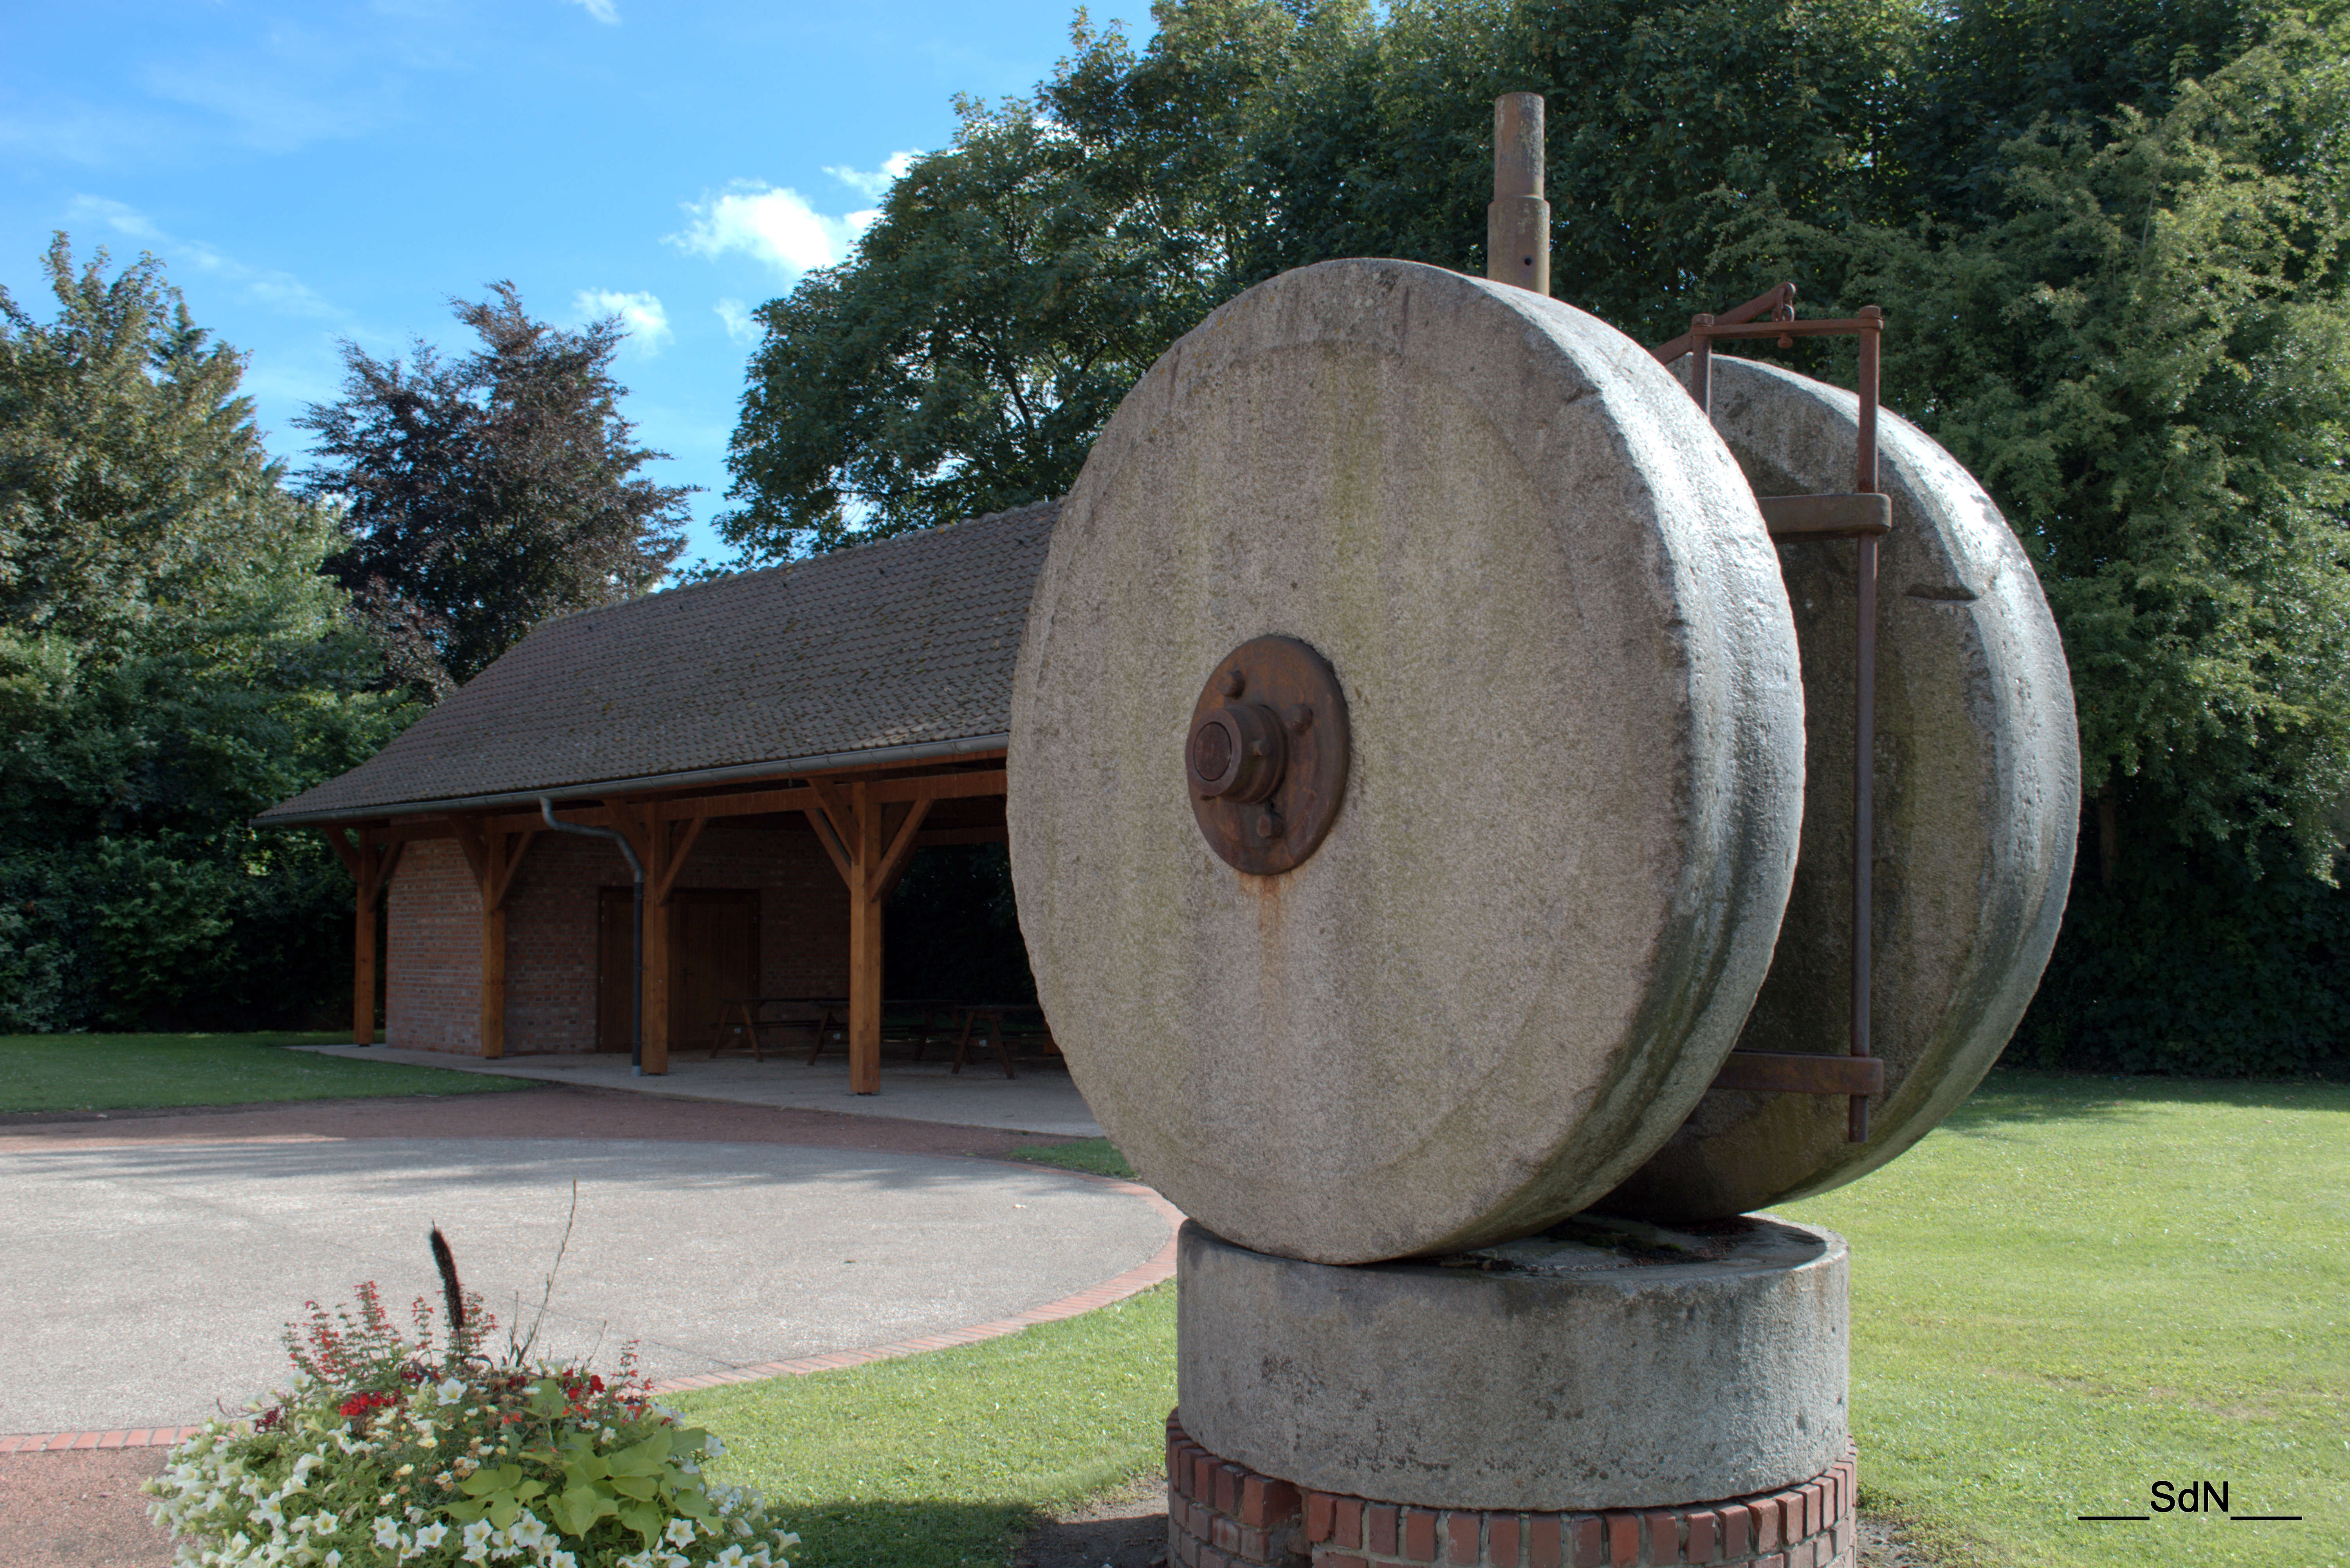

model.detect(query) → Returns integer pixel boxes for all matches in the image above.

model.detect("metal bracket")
[1655,285,1888,1143]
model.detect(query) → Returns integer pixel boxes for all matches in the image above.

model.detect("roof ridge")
[536,496,1064,628]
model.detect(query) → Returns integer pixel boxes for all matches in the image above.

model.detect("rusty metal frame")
[1654,286,1886,1143]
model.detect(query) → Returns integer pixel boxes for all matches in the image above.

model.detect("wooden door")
[595,887,635,1051]
[669,890,761,1053]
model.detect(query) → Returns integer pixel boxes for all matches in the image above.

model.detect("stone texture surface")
[1175,1218,1850,1511]
[1008,259,1805,1264]
[1603,358,2079,1221]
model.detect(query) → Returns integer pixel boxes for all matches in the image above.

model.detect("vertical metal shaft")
[1690,315,1715,413]
[1849,307,1883,1143]
[1487,94,1550,295]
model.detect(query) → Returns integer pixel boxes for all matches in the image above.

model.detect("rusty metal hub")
[1186,636,1349,875]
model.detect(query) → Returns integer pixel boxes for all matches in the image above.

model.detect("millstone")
[1175,1217,1850,1510]
[1007,258,1806,1265]
[1601,356,2079,1222]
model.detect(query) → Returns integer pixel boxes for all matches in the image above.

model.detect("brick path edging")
[2,1170,1181,1454]
[1167,1411,1858,1568]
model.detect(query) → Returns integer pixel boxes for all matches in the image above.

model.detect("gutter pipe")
[539,797,645,1075]
[255,733,1010,829]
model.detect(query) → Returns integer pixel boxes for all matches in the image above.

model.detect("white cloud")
[823,150,920,201]
[667,182,879,277]
[565,0,620,22]
[63,195,343,319]
[713,298,758,343]
[573,289,672,353]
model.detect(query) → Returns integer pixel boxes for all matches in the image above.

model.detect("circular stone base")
[1176,1217,1848,1512]
[1165,1413,1859,1568]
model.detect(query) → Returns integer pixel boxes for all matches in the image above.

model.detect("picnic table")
[708,996,1057,1079]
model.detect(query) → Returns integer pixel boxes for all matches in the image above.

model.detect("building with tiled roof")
[267,500,1058,1085]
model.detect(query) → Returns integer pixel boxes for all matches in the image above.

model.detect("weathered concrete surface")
[1008,259,1805,1264]
[1603,357,2079,1221]
[1176,1219,1849,1510]
[0,1135,1170,1434]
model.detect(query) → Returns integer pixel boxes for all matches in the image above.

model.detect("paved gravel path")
[0,1087,1174,1568]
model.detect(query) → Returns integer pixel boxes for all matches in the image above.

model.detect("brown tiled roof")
[258,500,1058,824]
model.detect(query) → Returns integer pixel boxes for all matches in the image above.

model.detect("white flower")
[372,1519,403,1550]
[436,1377,469,1406]
[702,1433,726,1458]
[664,1518,700,1548]
[412,1523,449,1549]
[545,1555,578,1568]
[711,1548,750,1567]
[507,1512,549,1549]
[325,1554,342,1568]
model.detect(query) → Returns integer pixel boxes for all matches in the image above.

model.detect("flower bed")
[146,1280,797,1568]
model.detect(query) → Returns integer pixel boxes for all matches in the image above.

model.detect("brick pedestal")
[1166,1413,1856,1568]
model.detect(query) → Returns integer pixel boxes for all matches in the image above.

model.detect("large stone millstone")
[1176,1218,1850,1510]
[1007,259,1806,1265]
[1602,357,2079,1222]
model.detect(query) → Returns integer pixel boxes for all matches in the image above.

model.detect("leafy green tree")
[299,284,692,692]
[722,0,2350,1072]
[1719,11,2350,863]
[0,237,409,1031]
[722,0,1331,557]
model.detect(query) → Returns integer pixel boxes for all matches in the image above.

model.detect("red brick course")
[387,827,848,1054]
[1167,1413,1857,1568]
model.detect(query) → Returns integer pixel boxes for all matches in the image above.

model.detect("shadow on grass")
[1942,1068,2350,1133]
[780,1496,1052,1568]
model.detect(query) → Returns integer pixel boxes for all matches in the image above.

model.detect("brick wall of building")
[384,824,850,1055]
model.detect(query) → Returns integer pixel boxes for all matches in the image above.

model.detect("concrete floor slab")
[4,1136,1165,1433]
[296,1046,1105,1138]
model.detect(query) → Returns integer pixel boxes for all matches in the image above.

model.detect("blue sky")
[0,0,1156,567]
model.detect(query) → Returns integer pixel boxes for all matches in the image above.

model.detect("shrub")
[145,1279,797,1568]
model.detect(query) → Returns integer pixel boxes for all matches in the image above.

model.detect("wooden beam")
[869,769,1008,805]
[601,801,673,1075]
[450,818,489,885]
[804,776,858,851]
[869,797,935,905]
[848,781,883,1095]
[321,824,363,878]
[651,809,710,907]
[803,800,855,889]
[483,828,536,912]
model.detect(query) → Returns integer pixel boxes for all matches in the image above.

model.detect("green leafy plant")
[145,1254,795,1567]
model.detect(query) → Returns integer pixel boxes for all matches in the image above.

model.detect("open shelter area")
[260,503,1060,1097]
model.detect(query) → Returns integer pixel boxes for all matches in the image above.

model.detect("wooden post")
[355,885,379,1044]
[847,782,884,1094]
[602,800,711,1076]
[453,820,535,1060]
[802,776,937,1096]
[1487,92,1549,295]
[324,827,402,1046]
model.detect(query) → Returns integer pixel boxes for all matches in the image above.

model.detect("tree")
[722,0,1332,557]
[299,285,692,692]
[721,0,2350,1072]
[0,237,411,1031]
[719,0,1926,559]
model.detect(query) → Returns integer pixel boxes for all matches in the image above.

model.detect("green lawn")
[1777,1071,2347,1568]
[676,1285,1176,1568]
[0,1032,532,1112]
[680,1072,2345,1568]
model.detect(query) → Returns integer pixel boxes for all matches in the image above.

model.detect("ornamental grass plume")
[145,1230,795,1568]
